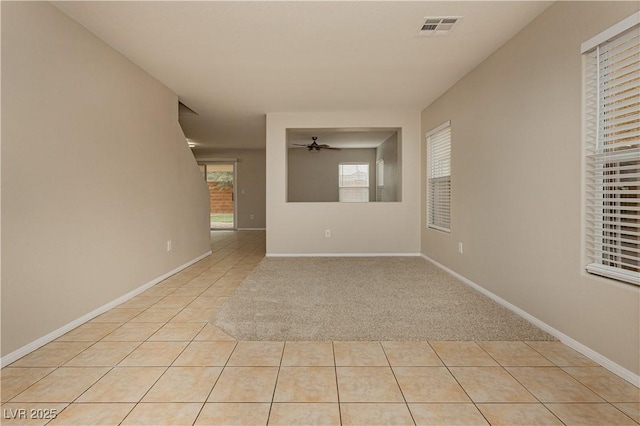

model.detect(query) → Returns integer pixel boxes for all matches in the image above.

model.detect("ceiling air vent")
[419,17,462,36]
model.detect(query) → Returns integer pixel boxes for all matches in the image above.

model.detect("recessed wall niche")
[286,128,402,202]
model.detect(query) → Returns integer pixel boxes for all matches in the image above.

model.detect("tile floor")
[1,231,639,425]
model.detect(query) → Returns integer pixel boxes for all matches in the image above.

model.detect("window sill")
[427,224,451,233]
[586,263,639,287]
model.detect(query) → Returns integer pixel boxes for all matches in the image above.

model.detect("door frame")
[198,160,238,230]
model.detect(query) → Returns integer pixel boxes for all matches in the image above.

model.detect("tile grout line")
[110,320,185,423]
[538,382,639,426]
[186,236,248,425]
[484,345,569,426]
[96,282,208,424]
[332,341,343,426]
[10,333,151,420]
[192,339,238,425]
[380,341,417,426]
[428,341,493,425]
[476,343,561,423]
[265,341,286,425]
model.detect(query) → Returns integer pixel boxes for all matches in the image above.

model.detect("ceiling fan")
[293,136,341,151]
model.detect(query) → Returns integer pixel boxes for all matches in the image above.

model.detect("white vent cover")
[419,17,462,36]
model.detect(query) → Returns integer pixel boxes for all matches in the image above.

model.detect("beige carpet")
[212,257,554,341]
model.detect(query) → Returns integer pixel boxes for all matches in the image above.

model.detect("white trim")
[586,263,640,287]
[421,253,640,387]
[581,11,640,53]
[427,224,451,234]
[196,157,238,163]
[237,227,266,231]
[0,250,212,368]
[266,252,422,258]
[425,120,451,138]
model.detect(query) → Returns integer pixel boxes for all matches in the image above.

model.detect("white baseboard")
[1,250,212,368]
[421,254,640,388]
[266,252,422,258]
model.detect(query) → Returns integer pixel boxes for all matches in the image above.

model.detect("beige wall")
[194,149,266,229]
[267,111,421,255]
[421,1,640,376]
[288,148,377,202]
[1,2,210,357]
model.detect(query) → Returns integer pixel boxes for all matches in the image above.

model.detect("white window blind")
[339,163,369,202]
[426,121,451,232]
[583,17,640,286]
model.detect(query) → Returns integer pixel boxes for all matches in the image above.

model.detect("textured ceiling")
[54,1,552,149]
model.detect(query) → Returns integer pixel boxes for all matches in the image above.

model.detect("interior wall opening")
[286,128,402,203]
[199,162,237,230]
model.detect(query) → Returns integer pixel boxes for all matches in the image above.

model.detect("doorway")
[199,162,236,230]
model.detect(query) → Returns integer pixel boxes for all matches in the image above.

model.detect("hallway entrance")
[199,162,236,229]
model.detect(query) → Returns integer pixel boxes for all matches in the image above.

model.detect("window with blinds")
[583,13,639,286]
[426,121,451,232]
[339,163,370,202]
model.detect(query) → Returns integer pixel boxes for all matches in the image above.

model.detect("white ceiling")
[53,1,552,150]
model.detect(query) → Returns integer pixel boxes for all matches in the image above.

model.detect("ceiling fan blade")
[293,144,309,147]
[324,146,341,150]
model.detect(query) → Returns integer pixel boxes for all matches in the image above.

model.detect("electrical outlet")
[167,240,172,252]
[458,242,463,254]
[325,229,331,238]
[250,214,255,220]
